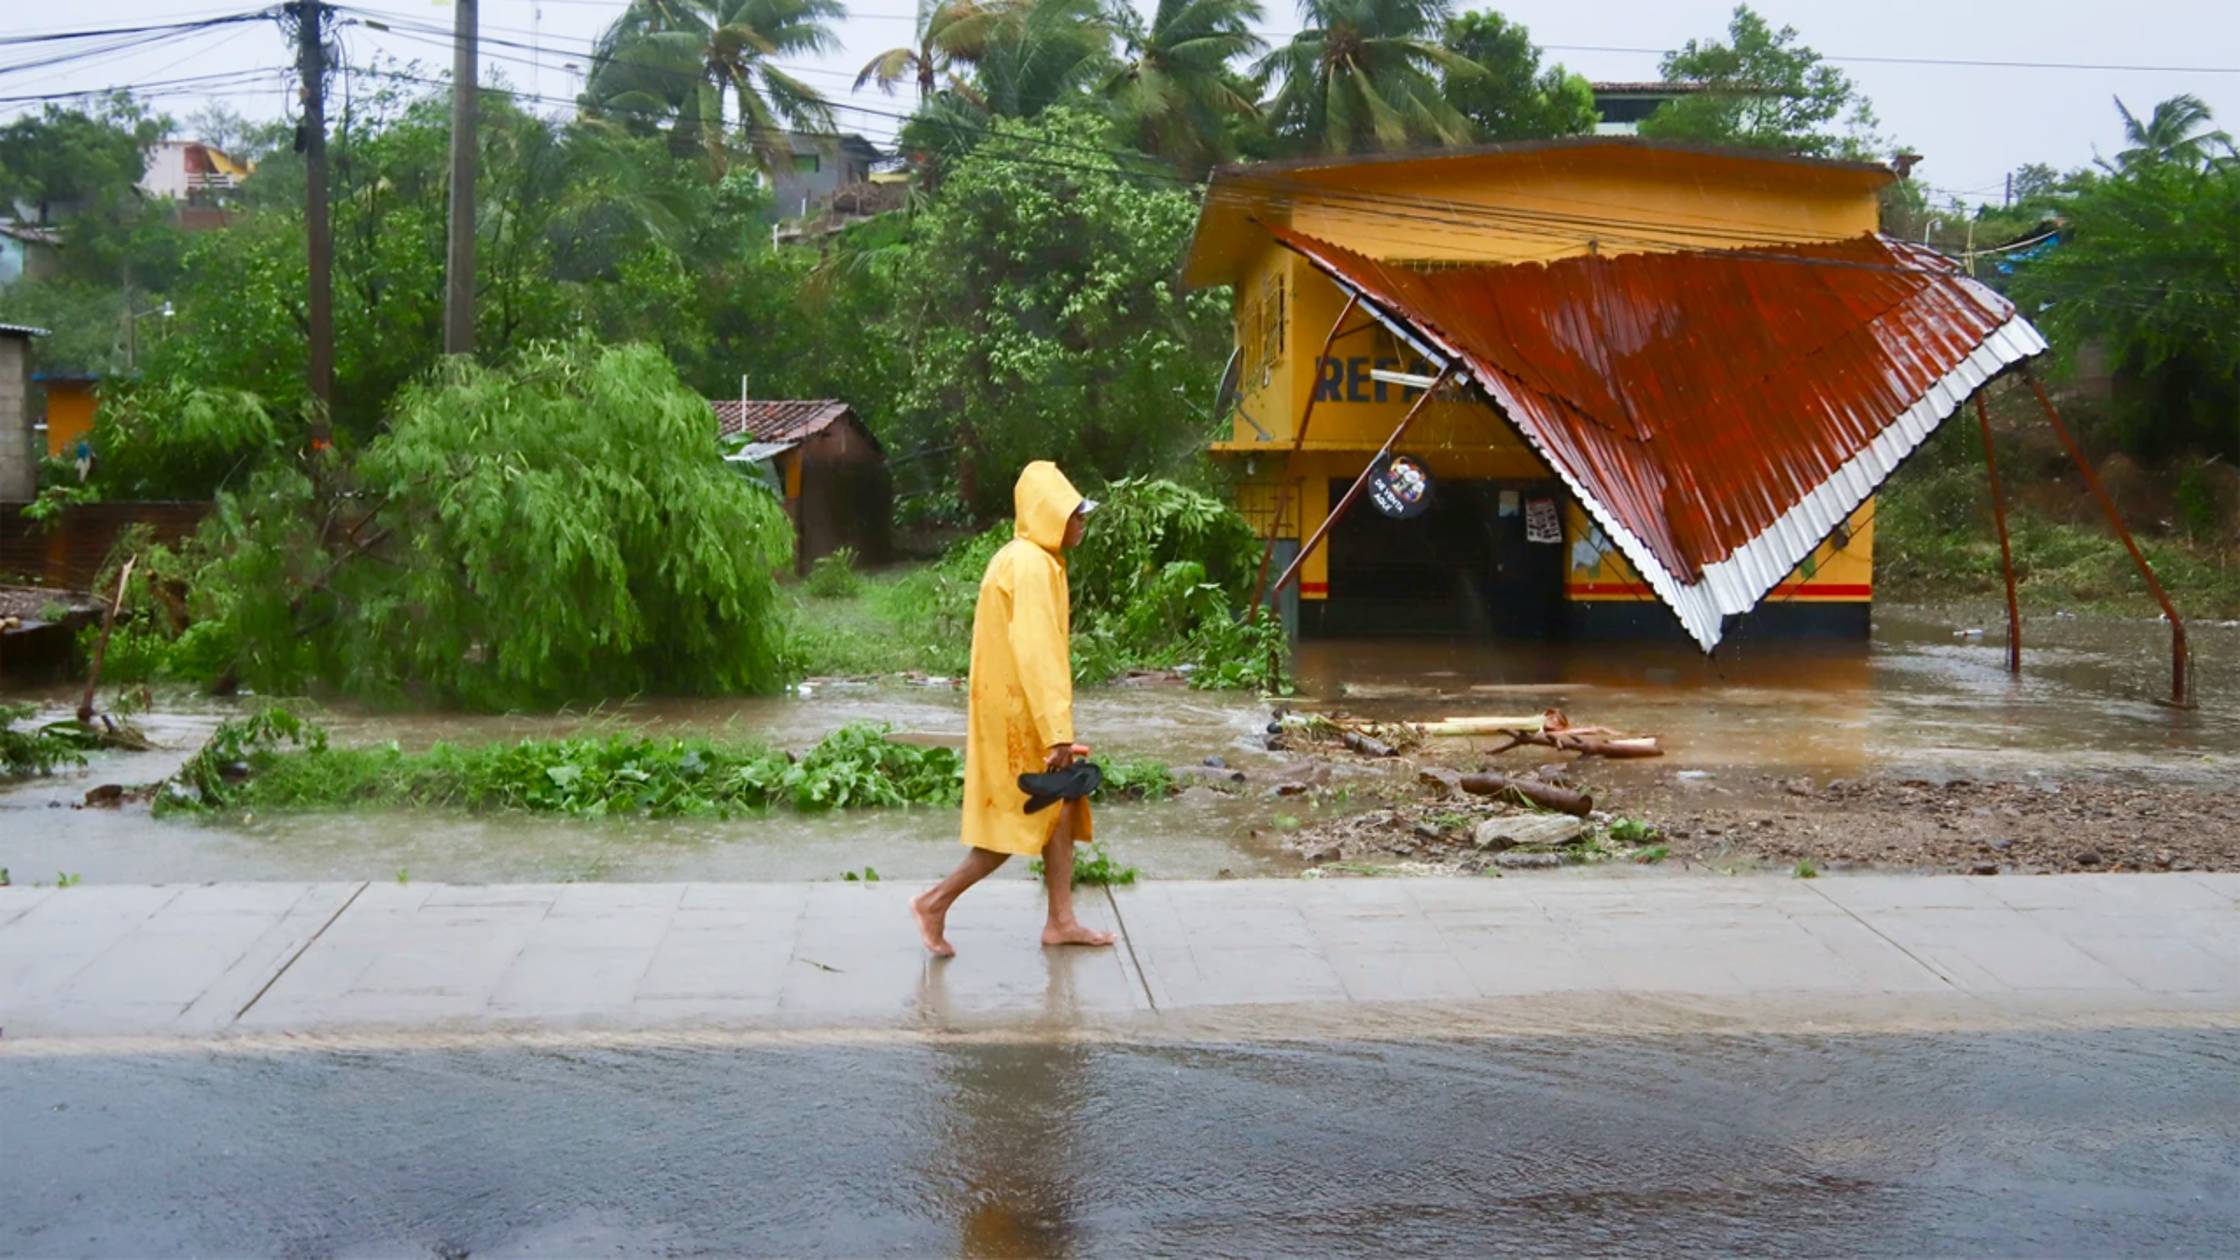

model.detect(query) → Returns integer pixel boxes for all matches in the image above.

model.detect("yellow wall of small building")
[1210,146,1884,607]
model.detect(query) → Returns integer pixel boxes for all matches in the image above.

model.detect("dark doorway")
[1310,478,1566,638]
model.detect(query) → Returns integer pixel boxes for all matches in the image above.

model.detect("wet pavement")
[2,606,2234,885]
[6,875,2234,1040]
[5,1025,2236,1256]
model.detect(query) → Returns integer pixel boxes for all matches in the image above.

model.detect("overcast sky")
[5,0,2238,204]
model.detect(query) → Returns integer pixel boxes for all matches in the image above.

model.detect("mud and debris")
[1610,769,2240,875]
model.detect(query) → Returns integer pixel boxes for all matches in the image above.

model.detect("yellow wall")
[43,382,97,458]
[1202,144,1885,608]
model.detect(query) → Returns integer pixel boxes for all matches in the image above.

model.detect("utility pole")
[293,0,335,448]
[443,0,477,357]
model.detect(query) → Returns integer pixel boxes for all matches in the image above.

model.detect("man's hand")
[1045,743,1085,770]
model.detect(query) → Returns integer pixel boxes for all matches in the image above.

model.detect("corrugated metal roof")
[1272,226,2047,651]
[0,322,52,338]
[709,399,875,449]
[723,440,799,463]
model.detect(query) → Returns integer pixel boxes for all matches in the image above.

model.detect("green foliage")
[885,108,1231,520]
[1794,858,1820,879]
[1071,478,1262,619]
[1099,760,1178,799]
[1637,5,1882,159]
[1257,0,1479,155]
[841,866,881,881]
[161,704,328,814]
[1,703,94,779]
[155,716,1039,820]
[1608,816,1659,844]
[805,547,865,598]
[1633,844,1670,865]
[1439,11,1598,141]
[1102,0,1267,175]
[1029,841,1140,886]
[585,0,844,177]
[2010,119,2240,462]
[79,382,283,501]
[147,342,796,707]
[783,722,963,809]
[0,279,125,377]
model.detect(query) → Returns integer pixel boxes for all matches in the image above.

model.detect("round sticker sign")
[1367,453,1434,519]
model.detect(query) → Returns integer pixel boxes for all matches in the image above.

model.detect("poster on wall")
[1524,497,1561,544]
[1367,453,1435,519]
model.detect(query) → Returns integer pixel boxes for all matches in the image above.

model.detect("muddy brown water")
[2,606,2232,884]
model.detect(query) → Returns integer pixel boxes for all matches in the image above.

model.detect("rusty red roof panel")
[1271,227,2047,650]
[708,399,866,447]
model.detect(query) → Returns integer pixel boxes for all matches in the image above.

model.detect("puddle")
[2,605,2231,883]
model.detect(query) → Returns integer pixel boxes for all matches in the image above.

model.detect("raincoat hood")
[1013,461,1085,553]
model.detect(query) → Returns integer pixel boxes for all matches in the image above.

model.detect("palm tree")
[1256,0,1480,156]
[855,0,1012,97]
[2110,94,2236,173]
[962,0,1113,120]
[585,0,843,178]
[1102,0,1265,175]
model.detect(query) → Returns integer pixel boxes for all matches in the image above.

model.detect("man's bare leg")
[912,847,1008,957]
[1042,800,1116,948]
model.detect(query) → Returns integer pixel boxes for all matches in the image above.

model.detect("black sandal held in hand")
[1017,762,1102,814]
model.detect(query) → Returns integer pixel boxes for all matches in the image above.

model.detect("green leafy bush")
[138,342,799,707]
[157,714,979,818]
[804,547,865,599]
[2,703,95,779]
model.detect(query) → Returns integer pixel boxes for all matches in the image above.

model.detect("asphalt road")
[5,1025,2237,1257]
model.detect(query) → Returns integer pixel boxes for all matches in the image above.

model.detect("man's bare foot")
[1041,920,1116,948]
[912,891,956,958]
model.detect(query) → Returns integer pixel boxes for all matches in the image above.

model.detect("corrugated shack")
[1182,137,2045,650]
[711,398,891,574]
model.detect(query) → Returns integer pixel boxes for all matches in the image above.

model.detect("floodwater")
[2,606,2233,884]
[5,1026,2236,1255]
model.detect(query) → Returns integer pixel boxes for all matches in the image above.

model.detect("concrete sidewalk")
[2,874,2236,1041]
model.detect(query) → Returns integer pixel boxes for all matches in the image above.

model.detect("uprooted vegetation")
[75,342,799,710]
[149,708,1176,821]
[791,477,1289,691]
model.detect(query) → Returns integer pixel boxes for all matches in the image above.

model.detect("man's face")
[1063,508,1087,549]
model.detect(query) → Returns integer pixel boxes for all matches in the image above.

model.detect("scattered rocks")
[1471,814,1586,852]
[1970,862,2000,876]
[2075,850,2103,867]
[1493,850,1563,870]
[1172,764,1247,790]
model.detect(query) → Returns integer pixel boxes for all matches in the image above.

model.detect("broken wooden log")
[76,556,136,724]
[1339,728,1397,759]
[1456,772,1594,817]
[1418,714,1546,737]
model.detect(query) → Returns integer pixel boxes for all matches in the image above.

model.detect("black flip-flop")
[1017,762,1102,814]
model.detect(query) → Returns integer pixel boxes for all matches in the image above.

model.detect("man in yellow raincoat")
[912,461,1115,957]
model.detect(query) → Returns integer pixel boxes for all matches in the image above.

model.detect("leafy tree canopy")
[1636,4,1882,160]
[2012,106,2240,462]
[1438,11,1596,142]
[160,341,796,708]
[882,107,1230,518]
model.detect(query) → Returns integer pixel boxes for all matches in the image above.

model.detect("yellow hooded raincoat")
[960,462,1094,856]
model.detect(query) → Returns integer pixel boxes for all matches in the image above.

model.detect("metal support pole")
[1976,394,2021,675]
[1251,291,1358,614]
[2025,373,2190,705]
[1267,363,1457,601]
[443,0,478,357]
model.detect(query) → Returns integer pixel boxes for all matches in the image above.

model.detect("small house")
[1183,138,2044,651]
[711,398,891,574]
